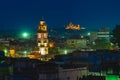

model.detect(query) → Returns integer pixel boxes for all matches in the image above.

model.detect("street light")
[23,33,28,37]
[64,50,67,55]
[88,32,90,36]
[22,32,29,39]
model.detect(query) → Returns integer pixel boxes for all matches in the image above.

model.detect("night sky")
[0,0,120,31]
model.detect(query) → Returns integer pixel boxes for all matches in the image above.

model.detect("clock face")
[41,26,46,31]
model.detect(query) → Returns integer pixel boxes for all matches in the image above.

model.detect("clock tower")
[37,20,48,55]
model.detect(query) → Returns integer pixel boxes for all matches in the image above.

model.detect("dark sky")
[0,0,120,31]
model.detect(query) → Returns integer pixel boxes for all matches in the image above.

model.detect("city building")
[59,65,88,80]
[97,28,110,40]
[89,32,98,42]
[66,38,87,49]
[37,20,49,55]
[57,36,88,54]
[0,51,13,80]
[90,28,110,42]
[66,22,86,30]
[0,40,9,47]
[66,22,80,30]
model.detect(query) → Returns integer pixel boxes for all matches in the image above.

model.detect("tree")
[112,25,120,47]
[49,47,59,55]
[92,38,111,50]
[0,43,5,51]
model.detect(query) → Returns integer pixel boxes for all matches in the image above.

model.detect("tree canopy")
[112,25,120,47]
[0,43,6,51]
[93,38,111,50]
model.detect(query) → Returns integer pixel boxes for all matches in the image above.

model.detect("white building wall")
[59,67,88,80]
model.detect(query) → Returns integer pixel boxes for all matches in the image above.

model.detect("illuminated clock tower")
[37,20,48,55]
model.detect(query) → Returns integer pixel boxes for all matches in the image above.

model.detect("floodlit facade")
[66,39,87,49]
[59,66,88,80]
[66,22,86,30]
[37,20,48,55]
[90,28,110,42]
[66,22,81,30]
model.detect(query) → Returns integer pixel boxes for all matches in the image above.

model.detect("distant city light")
[49,42,54,48]
[40,48,46,55]
[24,51,27,54]
[4,49,9,56]
[4,49,7,54]
[66,22,80,30]
[10,49,15,56]
[24,51,27,57]
[64,50,67,54]
[23,32,28,37]
[88,32,90,36]
[81,35,84,38]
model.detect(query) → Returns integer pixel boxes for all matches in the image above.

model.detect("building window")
[38,33,41,38]
[44,33,47,39]
[38,43,40,46]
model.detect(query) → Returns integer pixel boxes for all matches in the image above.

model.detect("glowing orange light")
[29,53,41,59]
[49,42,54,48]
[28,54,35,59]
[66,22,81,30]
[10,49,15,56]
